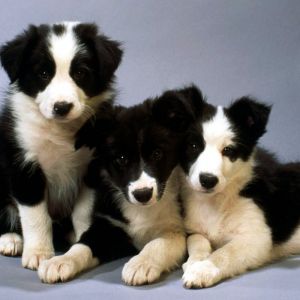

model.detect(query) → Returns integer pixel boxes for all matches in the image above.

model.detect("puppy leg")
[122,232,186,286]
[71,187,94,243]
[0,233,23,256]
[183,233,272,288]
[19,201,54,270]
[182,233,212,273]
[38,243,99,283]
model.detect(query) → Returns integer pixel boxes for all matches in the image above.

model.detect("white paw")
[122,255,161,286]
[38,256,78,283]
[0,233,23,256]
[182,260,221,288]
[22,248,54,270]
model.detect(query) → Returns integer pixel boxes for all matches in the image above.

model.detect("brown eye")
[151,149,163,161]
[188,142,200,153]
[73,68,87,80]
[39,70,50,81]
[114,155,128,167]
[222,146,237,160]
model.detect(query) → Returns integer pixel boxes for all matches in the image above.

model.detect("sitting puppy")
[37,86,201,284]
[180,86,300,288]
[0,22,122,269]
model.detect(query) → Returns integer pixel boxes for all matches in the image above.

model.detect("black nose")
[132,188,153,203]
[199,173,219,189]
[53,101,74,117]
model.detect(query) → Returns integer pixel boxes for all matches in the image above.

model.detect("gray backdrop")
[0,1,299,299]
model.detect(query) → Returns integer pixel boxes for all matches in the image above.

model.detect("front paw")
[22,248,54,270]
[182,260,221,288]
[122,255,161,286]
[0,233,23,256]
[38,256,78,283]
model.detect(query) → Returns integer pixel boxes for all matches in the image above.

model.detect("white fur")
[181,106,300,288]
[181,108,271,287]
[183,259,221,288]
[121,167,186,285]
[18,201,54,270]
[37,23,87,120]
[0,233,23,256]
[187,106,234,193]
[2,22,115,271]
[128,171,158,205]
[38,243,99,283]
[71,186,95,242]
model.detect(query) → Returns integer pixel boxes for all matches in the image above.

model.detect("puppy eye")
[222,146,237,159]
[38,70,50,81]
[114,155,128,167]
[151,149,163,161]
[188,142,200,153]
[73,68,88,80]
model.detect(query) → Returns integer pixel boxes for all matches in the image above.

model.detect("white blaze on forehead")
[188,106,234,189]
[36,22,88,120]
[48,23,81,71]
[202,106,233,146]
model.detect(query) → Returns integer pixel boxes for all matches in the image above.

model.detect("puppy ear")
[74,23,123,83]
[152,84,205,132]
[0,25,39,82]
[227,97,271,141]
[75,102,115,150]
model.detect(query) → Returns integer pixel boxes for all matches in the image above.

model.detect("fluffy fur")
[37,86,202,284]
[0,22,122,270]
[179,86,300,288]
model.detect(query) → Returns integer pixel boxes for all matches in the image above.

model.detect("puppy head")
[182,96,271,194]
[77,85,205,206]
[0,22,122,121]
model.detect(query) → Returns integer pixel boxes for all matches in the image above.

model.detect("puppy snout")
[199,173,219,190]
[53,101,74,117]
[132,188,153,204]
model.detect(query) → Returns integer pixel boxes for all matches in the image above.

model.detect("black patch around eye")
[113,155,129,168]
[150,149,163,161]
[222,146,238,162]
[72,67,90,81]
[37,69,51,82]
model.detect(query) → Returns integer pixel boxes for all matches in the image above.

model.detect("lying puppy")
[180,86,300,288]
[37,86,201,284]
[0,22,122,269]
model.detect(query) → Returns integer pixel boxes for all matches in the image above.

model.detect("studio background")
[0,1,299,299]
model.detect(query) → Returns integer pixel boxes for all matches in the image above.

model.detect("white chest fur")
[121,168,184,250]
[11,92,93,214]
[181,178,268,249]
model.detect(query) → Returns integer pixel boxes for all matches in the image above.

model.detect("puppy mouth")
[202,188,215,194]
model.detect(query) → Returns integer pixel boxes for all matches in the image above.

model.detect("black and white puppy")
[37,87,201,284]
[0,22,122,270]
[179,86,300,288]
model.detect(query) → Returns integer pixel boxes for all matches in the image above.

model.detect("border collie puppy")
[179,86,300,288]
[0,22,122,270]
[37,86,201,284]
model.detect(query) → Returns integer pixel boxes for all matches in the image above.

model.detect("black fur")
[241,149,300,243]
[225,97,271,161]
[179,87,300,245]
[74,86,200,262]
[0,23,122,236]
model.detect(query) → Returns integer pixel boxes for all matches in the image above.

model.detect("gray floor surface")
[0,0,299,299]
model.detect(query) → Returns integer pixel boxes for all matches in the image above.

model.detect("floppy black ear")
[0,25,39,82]
[227,97,271,141]
[75,102,116,150]
[74,23,123,82]
[152,84,205,132]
